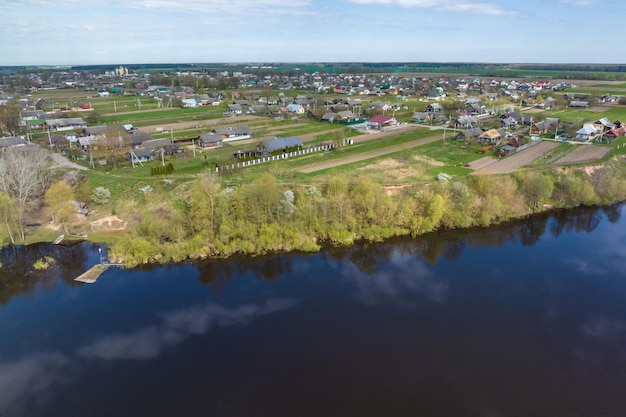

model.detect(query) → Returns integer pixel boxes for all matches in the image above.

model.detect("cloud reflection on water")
[0,352,70,415]
[0,299,297,413]
[582,316,625,340]
[78,298,298,360]
[342,250,448,306]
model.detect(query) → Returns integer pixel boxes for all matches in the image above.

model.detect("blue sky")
[1,0,624,66]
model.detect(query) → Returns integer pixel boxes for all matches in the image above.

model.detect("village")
[2,64,625,172]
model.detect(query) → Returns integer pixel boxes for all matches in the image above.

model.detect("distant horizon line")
[2,61,626,69]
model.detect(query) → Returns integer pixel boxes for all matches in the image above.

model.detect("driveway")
[49,151,88,171]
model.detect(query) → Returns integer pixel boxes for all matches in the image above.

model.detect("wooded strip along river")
[1,203,625,417]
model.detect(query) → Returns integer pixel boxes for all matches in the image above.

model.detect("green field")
[592,82,626,88]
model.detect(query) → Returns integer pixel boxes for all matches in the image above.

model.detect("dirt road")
[49,151,87,171]
[135,115,265,134]
[298,129,441,173]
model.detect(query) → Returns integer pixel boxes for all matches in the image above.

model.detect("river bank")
[4,156,626,269]
[104,158,626,267]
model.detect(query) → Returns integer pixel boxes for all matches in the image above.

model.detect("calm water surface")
[1,205,626,417]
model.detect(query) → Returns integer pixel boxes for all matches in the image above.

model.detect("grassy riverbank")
[102,156,626,267]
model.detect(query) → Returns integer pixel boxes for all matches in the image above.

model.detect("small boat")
[53,234,88,246]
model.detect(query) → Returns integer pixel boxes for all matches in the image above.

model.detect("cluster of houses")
[3,63,598,109]
[451,111,626,155]
[575,117,626,143]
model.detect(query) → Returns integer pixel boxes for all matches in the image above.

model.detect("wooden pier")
[74,263,121,284]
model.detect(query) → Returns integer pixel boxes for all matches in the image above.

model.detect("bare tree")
[0,101,22,136]
[95,128,130,170]
[0,146,52,241]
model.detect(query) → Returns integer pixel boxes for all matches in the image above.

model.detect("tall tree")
[95,127,130,170]
[520,172,554,209]
[0,101,22,136]
[325,176,352,225]
[243,174,282,227]
[44,181,76,234]
[189,172,223,234]
[0,146,52,241]
[0,191,18,244]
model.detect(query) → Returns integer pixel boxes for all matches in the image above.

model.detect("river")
[1,204,625,417]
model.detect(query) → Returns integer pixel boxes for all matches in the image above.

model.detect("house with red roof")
[367,115,397,129]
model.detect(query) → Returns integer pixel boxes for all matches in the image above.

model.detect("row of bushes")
[151,163,174,176]
[108,158,626,267]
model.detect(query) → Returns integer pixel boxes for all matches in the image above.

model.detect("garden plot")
[553,145,612,165]
[473,141,560,175]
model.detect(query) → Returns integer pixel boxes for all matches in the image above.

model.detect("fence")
[216,144,335,172]
[513,138,541,154]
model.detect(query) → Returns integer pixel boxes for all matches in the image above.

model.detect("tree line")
[2,144,626,266]
[108,160,626,266]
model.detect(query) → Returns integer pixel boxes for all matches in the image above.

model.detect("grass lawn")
[541,106,626,124]
[591,83,626,88]
[562,88,626,96]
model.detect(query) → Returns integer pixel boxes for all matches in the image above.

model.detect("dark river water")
[1,204,626,417]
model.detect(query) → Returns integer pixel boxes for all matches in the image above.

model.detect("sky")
[1,0,625,66]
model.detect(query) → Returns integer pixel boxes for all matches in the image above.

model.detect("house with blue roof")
[256,137,303,157]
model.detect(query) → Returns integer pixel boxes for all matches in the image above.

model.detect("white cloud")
[128,0,314,15]
[560,0,596,5]
[344,0,516,15]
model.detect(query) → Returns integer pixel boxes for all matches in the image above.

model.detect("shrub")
[33,256,55,270]
[91,186,112,204]
[151,163,174,176]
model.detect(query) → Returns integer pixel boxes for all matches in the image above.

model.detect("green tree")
[350,179,396,230]
[520,172,554,209]
[44,181,76,234]
[0,191,18,244]
[189,172,223,235]
[325,176,352,225]
[243,173,282,227]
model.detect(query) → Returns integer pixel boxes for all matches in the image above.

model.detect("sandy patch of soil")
[90,215,128,231]
[383,184,414,195]
[583,165,605,176]
[362,159,405,170]
[359,159,422,180]
[414,155,444,166]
